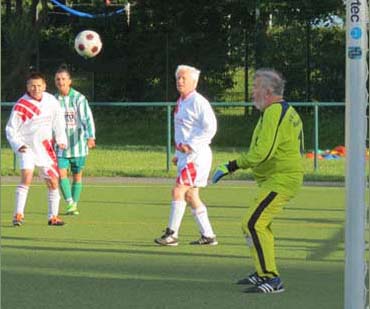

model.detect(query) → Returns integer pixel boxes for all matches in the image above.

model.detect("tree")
[1,0,49,100]
[2,0,346,103]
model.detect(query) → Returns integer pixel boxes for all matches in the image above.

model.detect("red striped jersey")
[6,92,67,166]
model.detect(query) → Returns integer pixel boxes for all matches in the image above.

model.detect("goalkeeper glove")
[212,160,239,183]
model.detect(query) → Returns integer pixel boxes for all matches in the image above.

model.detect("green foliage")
[1,17,39,100]
[310,27,345,101]
[260,25,344,102]
[2,0,346,102]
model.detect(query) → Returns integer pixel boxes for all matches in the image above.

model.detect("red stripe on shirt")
[16,113,27,122]
[18,98,41,115]
[14,105,34,121]
[42,139,57,164]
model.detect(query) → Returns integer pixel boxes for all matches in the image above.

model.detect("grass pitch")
[1,181,344,309]
[1,146,346,182]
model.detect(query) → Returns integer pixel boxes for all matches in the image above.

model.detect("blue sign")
[350,27,362,40]
[348,46,362,59]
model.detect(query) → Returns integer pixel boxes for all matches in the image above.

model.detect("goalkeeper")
[54,66,96,215]
[212,68,304,294]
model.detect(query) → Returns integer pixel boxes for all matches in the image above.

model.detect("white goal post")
[345,1,369,309]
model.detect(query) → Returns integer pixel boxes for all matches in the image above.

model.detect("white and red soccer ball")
[74,30,102,58]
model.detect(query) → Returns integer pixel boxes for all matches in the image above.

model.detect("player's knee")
[240,223,254,247]
[241,223,249,235]
[73,172,83,182]
[172,186,183,200]
[58,168,68,178]
[248,220,265,234]
[48,177,60,190]
[245,235,254,248]
[185,192,192,204]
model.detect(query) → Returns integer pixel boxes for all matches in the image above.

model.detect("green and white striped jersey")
[55,88,95,158]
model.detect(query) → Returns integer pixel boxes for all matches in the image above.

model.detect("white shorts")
[18,148,59,179]
[176,146,212,187]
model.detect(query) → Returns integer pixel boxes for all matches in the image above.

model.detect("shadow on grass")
[2,231,344,263]
[305,227,344,261]
[81,199,346,214]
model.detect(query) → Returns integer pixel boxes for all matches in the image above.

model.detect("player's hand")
[212,160,239,183]
[87,138,96,149]
[179,144,192,153]
[18,145,27,153]
[212,163,230,183]
[172,156,178,166]
[58,143,67,150]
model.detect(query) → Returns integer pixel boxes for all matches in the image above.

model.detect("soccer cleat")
[154,228,178,246]
[190,235,218,246]
[65,203,79,215]
[48,216,65,226]
[237,272,265,285]
[12,213,24,226]
[244,277,285,294]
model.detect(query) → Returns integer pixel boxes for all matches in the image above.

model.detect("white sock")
[48,189,60,219]
[191,204,215,238]
[66,198,74,205]
[14,185,29,216]
[168,200,186,237]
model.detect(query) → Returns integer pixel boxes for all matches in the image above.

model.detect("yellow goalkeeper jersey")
[236,101,304,196]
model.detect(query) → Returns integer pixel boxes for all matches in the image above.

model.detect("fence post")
[314,103,319,171]
[13,153,17,171]
[166,104,172,172]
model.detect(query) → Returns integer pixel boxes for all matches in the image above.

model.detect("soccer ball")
[74,30,102,58]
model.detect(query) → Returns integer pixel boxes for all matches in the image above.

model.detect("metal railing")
[1,101,345,172]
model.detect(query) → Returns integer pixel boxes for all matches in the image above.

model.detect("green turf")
[1,146,346,182]
[1,182,344,308]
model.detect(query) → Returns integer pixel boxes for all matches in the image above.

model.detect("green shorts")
[58,157,86,174]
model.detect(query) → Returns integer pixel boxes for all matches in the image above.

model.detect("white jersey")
[174,91,217,187]
[6,92,67,168]
[174,91,217,153]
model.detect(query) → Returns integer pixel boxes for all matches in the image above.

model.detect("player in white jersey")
[54,66,96,215]
[6,72,67,226]
[155,65,218,246]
